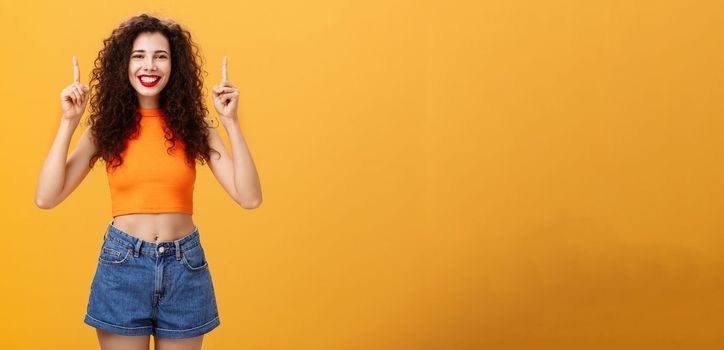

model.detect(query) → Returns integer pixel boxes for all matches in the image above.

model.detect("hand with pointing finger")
[60,56,90,122]
[211,56,240,121]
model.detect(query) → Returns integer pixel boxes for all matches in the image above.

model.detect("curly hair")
[85,13,220,171]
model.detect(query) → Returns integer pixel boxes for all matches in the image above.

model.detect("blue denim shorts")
[84,220,220,339]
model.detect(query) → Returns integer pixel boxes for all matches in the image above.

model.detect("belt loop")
[104,219,112,240]
[175,240,181,260]
[134,239,143,257]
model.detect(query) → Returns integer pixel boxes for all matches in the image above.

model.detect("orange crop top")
[106,107,196,217]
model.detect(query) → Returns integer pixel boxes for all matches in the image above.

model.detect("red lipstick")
[138,74,161,87]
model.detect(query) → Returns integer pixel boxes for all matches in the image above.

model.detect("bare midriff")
[111,212,196,242]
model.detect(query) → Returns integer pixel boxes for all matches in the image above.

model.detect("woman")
[34,13,262,350]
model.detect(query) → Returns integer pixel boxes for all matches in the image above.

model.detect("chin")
[136,87,164,96]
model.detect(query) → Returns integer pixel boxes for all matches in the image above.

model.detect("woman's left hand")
[212,56,240,121]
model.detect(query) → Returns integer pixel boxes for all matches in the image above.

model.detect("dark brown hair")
[85,13,219,170]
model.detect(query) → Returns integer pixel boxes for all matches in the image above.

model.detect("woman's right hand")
[60,56,90,122]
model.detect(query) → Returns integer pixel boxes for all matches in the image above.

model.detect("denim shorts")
[84,220,220,339]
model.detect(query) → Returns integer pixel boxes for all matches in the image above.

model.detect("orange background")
[1,0,722,349]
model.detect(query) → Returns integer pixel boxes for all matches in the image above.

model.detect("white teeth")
[140,76,160,83]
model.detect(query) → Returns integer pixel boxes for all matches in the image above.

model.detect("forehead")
[132,32,170,51]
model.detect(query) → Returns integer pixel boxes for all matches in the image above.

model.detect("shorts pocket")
[98,240,131,265]
[181,244,209,271]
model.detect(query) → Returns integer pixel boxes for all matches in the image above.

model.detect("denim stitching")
[106,235,200,256]
[155,316,219,332]
[98,248,131,265]
[85,313,153,329]
[182,243,202,254]
[181,253,209,271]
[102,247,122,257]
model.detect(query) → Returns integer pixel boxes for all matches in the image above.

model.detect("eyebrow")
[131,50,169,54]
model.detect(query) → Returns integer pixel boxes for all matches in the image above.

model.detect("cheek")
[128,65,139,81]
[161,65,172,84]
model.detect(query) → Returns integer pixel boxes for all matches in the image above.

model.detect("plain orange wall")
[1,0,722,349]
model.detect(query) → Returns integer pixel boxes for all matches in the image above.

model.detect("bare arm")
[36,55,93,209]
[205,117,262,209]
[35,122,97,209]
[223,118,262,208]
[209,56,263,209]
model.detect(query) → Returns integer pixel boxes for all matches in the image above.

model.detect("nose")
[143,58,157,71]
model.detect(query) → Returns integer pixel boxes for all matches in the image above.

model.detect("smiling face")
[128,31,171,108]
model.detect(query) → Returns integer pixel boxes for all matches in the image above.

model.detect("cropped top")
[106,107,196,217]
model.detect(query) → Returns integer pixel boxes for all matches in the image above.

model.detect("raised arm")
[209,56,263,209]
[35,56,94,209]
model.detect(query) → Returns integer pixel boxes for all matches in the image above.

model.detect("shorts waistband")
[103,219,201,258]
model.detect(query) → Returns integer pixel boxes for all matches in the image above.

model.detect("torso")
[111,213,196,242]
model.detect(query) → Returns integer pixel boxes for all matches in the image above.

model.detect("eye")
[156,55,168,59]
[132,54,143,58]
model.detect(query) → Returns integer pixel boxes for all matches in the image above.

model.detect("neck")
[137,94,160,109]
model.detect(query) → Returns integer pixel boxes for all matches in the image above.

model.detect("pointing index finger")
[221,56,228,84]
[73,55,80,83]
